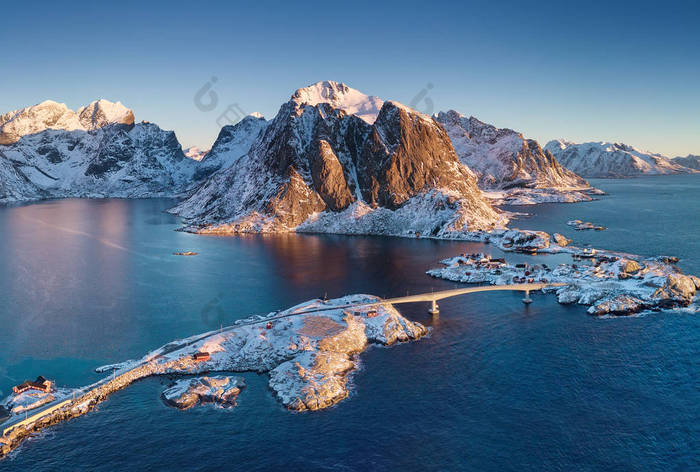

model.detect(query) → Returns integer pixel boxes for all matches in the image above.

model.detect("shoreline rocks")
[428,249,698,317]
[162,376,245,410]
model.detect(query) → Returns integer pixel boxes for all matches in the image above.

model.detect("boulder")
[689,275,700,290]
[665,273,697,300]
[619,259,641,274]
[162,376,245,410]
[588,295,648,316]
[553,233,571,247]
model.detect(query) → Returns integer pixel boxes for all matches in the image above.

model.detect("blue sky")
[2,0,698,156]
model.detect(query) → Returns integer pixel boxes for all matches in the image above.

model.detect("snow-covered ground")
[1,387,75,415]
[90,295,428,412]
[483,187,604,206]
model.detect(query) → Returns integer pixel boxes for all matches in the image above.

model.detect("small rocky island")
[162,376,245,410]
[428,247,699,316]
[567,219,606,231]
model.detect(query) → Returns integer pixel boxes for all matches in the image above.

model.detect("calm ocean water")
[1,175,699,471]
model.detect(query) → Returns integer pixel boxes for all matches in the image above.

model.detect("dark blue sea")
[1,175,698,471]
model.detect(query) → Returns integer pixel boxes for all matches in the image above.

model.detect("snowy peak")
[0,99,135,145]
[291,81,384,124]
[435,110,589,191]
[192,113,268,179]
[184,146,208,161]
[77,99,134,130]
[544,140,695,177]
[0,101,83,144]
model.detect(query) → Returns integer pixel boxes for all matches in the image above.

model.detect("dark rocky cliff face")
[171,91,501,234]
[309,139,354,211]
[358,103,480,209]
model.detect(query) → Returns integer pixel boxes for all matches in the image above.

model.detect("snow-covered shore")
[428,248,699,316]
[1,295,428,458]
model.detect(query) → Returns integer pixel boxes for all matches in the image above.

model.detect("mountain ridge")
[169,82,504,236]
[544,140,697,178]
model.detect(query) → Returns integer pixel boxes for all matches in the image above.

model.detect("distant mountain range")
[671,154,700,171]
[0,99,197,200]
[545,140,698,178]
[436,111,598,204]
[0,99,267,202]
[1,81,697,236]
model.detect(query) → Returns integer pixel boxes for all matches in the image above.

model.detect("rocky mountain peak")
[0,99,135,145]
[0,101,83,144]
[291,81,384,124]
[436,110,588,192]
[170,82,503,235]
[77,99,134,130]
[184,147,208,161]
[672,154,700,170]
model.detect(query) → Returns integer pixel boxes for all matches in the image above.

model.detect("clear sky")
[2,0,698,156]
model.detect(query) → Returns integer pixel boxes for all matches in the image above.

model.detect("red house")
[192,352,211,362]
[13,376,52,394]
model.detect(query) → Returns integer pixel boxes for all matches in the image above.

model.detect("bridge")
[283,282,567,318]
[382,282,566,314]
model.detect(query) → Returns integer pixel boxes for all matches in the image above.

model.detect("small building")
[192,352,211,362]
[367,310,379,318]
[13,376,52,394]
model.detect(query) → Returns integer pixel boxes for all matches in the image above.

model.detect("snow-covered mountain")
[184,147,209,161]
[0,99,134,145]
[672,154,700,171]
[192,114,268,180]
[0,100,201,201]
[170,81,504,236]
[291,80,384,124]
[77,99,135,130]
[435,111,596,205]
[544,140,695,178]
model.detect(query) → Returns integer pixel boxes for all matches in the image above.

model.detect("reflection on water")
[0,199,473,395]
[1,188,699,471]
